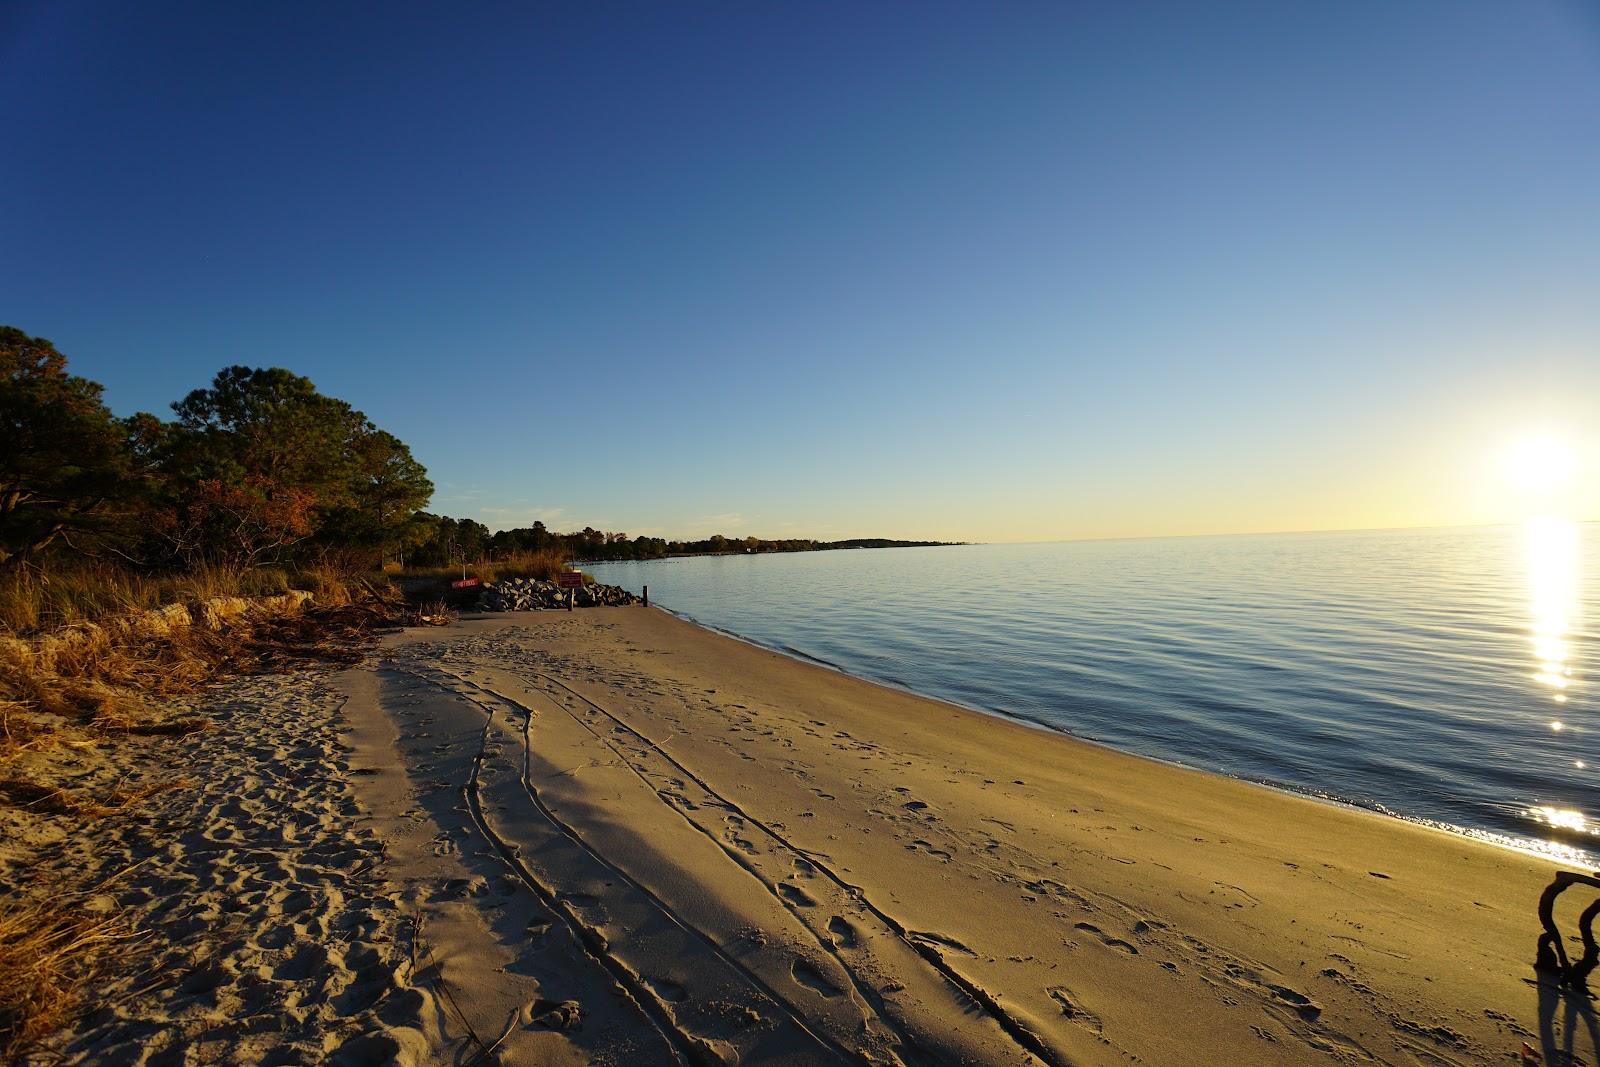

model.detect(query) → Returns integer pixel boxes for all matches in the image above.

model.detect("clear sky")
[4,2,1597,542]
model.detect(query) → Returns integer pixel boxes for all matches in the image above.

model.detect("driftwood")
[1535,870,1600,994]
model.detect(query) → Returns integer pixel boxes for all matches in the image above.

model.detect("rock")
[476,579,638,612]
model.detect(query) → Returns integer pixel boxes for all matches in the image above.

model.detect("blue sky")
[4,2,1598,541]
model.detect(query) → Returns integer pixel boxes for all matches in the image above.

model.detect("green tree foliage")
[154,366,433,567]
[171,365,364,500]
[1,328,436,575]
[317,429,434,561]
[409,514,491,567]
[0,328,136,565]
[2,322,949,583]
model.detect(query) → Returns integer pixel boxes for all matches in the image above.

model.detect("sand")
[16,606,1597,1064]
[339,609,1594,1065]
[8,669,434,1066]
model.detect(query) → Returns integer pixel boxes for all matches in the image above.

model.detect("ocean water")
[586,524,1596,864]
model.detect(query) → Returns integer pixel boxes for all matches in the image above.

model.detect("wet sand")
[338,609,1597,1065]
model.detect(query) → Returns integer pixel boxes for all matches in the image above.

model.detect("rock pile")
[477,577,640,611]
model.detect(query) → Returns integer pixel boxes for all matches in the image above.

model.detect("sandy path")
[341,610,1599,1066]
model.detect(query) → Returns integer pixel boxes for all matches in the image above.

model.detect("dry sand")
[15,606,1597,1065]
[7,669,434,1066]
[339,609,1595,1065]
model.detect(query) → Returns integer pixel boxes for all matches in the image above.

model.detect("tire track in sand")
[392,663,866,1065]
[428,661,1063,1067]
[431,667,961,1065]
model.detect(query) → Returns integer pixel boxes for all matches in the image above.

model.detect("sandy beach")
[19,606,1597,1065]
[10,5,1593,1062]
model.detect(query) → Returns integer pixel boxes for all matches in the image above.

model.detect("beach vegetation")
[0,899,129,1061]
[400,547,571,585]
[0,328,139,568]
[0,328,435,636]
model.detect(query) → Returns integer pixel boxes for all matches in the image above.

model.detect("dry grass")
[0,635,208,758]
[2,563,253,637]
[402,548,570,585]
[232,600,398,670]
[0,579,402,772]
[404,600,457,627]
[120,717,211,737]
[0,775,181,818]
[0,900,131,1062]
[0,777,112,817]
[0,702,57,763]
[0,562,366,638]
[0,577,401,1056]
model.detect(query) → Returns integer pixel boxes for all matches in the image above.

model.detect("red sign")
[450,577,481,589]
[556,572,584,590]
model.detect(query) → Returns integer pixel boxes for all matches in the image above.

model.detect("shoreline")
[606,599,1598,871]
[345,608,1590,1064]
[17,605,1595,1063]
[570,540,969,566]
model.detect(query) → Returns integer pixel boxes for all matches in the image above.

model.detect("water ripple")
[588,525,1596,863]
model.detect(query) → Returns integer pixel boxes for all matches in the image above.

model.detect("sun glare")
[1531,806,1588,834]
[1501,434,1578,497]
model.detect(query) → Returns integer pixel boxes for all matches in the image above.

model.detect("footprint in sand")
[1073,922,1139,955]
[1048,986,1104,1034]
[827,915,859,948]
[658,788,700,812]
[790,958,842,998]
[778,882,818,907]
[273,943,334,982]
[645,976,688,1003]
[1267,984,1322,1021]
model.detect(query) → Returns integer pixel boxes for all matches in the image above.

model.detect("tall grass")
[400,548,570,585]
[0,558,380,768]
[0,562,366,637]
[0,559,398,1058]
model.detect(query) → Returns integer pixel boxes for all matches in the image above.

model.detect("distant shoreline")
[573,538,968,565]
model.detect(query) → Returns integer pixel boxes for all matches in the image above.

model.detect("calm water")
[587,524,1596,863]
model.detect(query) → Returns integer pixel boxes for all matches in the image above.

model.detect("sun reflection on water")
[1531,806,1588,834]
[1520,517,1591,853]
[1524,517,1579,704]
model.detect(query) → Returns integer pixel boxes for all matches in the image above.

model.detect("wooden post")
[568,588,574,612]
[643,585,649,608]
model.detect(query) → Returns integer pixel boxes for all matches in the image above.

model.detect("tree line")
[406,517,953,568]
[2,323,956,581]
[1,326,432,574]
